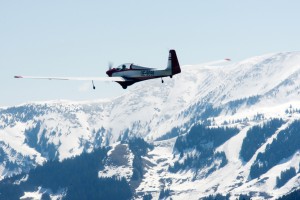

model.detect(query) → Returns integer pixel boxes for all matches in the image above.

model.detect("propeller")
[108,62,113,70]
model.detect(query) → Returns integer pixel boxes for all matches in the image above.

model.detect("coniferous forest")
[0,147,132,200]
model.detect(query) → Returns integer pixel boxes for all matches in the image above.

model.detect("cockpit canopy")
[114,63,155,71]
[116,63,132,71]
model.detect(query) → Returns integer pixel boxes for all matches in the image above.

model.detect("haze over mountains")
[0,52,300,199]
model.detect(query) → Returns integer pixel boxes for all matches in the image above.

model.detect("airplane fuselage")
[106,63,174,88]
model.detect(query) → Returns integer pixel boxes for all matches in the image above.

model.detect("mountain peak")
[1,52,300,198]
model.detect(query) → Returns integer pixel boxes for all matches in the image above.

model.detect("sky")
[1,0,300,107]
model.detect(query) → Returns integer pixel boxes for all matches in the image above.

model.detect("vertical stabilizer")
[166,49,181,75]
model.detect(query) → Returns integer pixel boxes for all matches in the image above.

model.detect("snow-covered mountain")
[0,51,300,199]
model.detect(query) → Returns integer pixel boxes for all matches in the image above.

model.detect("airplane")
[14,49,181,89]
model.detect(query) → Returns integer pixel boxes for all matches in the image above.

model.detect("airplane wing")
[14,76,126,82]
[184,58,232,68]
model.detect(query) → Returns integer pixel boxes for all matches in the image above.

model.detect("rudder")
[166,49,181,75]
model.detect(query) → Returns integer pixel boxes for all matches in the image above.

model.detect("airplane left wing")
[14,76,126,82]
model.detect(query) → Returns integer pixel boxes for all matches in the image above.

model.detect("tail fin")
[166,49,181,75]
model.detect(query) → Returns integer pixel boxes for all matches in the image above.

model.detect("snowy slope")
[135,130,299,200]
[1,51,300,199]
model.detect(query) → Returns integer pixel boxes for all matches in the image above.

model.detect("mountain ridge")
[1,51,300,199]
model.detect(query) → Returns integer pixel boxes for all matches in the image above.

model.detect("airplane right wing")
[183,58,232,68]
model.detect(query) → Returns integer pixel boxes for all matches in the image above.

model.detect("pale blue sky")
[1,1,300,107]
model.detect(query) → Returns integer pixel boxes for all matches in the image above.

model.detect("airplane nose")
[106,70,112,77]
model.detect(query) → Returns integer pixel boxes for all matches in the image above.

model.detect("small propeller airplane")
[14,49,181,89]
[14,49,231,89]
